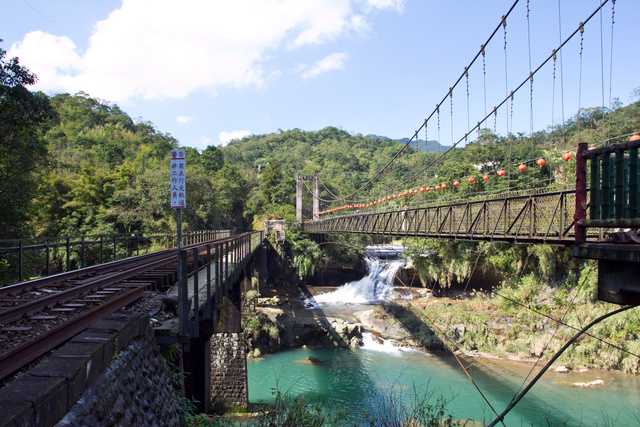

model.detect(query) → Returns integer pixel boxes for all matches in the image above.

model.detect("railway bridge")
[0,230,270,425]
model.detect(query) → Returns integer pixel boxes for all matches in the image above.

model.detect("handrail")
[0,230,232,285]
[176,231,265,340]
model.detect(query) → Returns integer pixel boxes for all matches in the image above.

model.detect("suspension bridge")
[297,0,640,306]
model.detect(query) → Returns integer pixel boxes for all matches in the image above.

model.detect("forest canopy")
[1,44,639,240]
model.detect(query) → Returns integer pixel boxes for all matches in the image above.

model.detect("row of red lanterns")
[319,151,576,216]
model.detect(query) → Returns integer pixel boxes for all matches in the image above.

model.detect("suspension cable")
[395,0,610,191]
[317,1,610,206]
[310,0,522,204]
[487,304,638,426]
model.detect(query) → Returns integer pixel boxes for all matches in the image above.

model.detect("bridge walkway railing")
[175,231,265,341]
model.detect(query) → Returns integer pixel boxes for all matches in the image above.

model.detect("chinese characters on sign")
[170,150,186,209]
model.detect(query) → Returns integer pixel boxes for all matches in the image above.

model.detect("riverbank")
[245,279,640,376]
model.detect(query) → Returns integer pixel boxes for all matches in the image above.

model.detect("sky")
[2,0,638,150]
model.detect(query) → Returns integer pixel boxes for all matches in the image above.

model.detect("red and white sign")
[170,150,186,209]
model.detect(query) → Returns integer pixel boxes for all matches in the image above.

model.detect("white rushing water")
[307,246,405,306]
[360,332,417,354]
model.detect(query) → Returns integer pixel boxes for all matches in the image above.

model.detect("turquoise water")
[247,345,640,426]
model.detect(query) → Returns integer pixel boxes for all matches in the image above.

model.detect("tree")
[0,42,55,238]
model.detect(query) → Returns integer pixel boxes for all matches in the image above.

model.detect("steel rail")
[0,255,175,324]
[0,286,145,382]
[0,248,177,297]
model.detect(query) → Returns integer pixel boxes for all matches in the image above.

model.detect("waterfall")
[360,333,417,353]
[309,247,405,305]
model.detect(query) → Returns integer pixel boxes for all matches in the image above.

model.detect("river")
[247,246,640,425]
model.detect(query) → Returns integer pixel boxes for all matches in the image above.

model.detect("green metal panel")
[601,153,611,219]
[630,147,638,218]
[590,156,600,220]
[624,154,629,218]
[615,150,624,220]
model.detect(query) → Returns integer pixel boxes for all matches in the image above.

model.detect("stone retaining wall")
[0,311,180,427]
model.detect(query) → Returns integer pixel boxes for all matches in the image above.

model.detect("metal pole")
[45,240,50,277]
[19,240,23,283]
[296,173,303,221]
[66,237,70,272]
[313,173,319,221]
[177,209,189,338]
[81,236,85,269]
[192,247,199,338]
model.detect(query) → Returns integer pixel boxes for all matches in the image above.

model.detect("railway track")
[0,235,238,382]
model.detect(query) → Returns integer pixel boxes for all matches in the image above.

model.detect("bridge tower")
[296,173,319,221]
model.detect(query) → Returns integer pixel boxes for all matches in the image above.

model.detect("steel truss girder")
[304,190,588,245]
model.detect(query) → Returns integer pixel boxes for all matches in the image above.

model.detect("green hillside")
[2,44,640,240]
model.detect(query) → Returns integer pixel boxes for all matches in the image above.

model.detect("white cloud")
[298,52,348,79]
[219,130,251,146]
[364,0,406,13]
[176,116,193,124]
[350,15,372,35]
[7,0,401,104]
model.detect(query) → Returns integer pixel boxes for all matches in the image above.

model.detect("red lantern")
[497,169,505,177]
[630,134,640,141]
[403,190,408,196]
[453,180,460,187]
[398,193,403,198]
[468,177,475,184]
[420,187,425,192]
[435,185,441,191]
[483,174,489,181]
[441,183,447,189]
[589,145,596,150]
[562,151,572,161]
[387,196,392,201]
[536,158,545,167]
[426,186,431,191]
[518,164,526,172]
[393,194,397,199]
[374,201,377,205]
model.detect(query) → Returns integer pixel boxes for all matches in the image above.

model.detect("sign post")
[170,150,188,340]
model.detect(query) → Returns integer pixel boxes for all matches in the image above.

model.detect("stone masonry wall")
[0,311,180,427]
[210,332,248,412]
[56,326,180,427]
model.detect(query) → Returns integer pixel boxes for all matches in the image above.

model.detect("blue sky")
[2,0,638,150]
